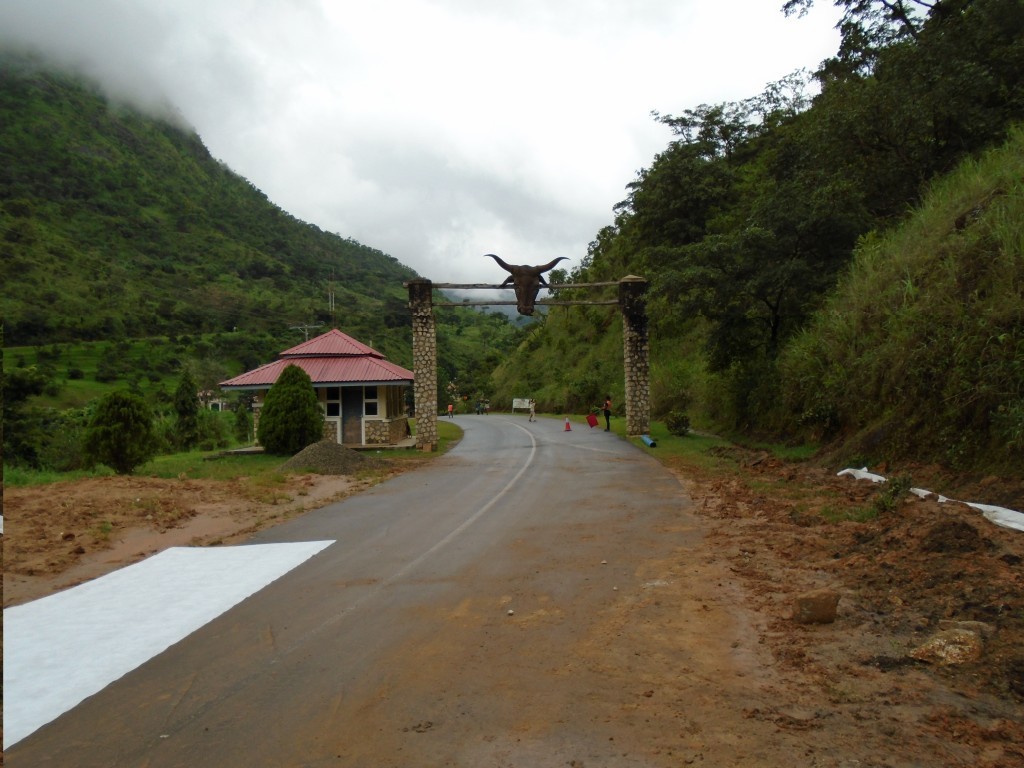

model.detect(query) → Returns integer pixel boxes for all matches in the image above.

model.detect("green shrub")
[83,391,157,474]
[665,410,691,436]
[257,364,323,455]
[233,404,252,443]
[872,475,914,515]
[197,408,230,449]
[37,407,91,472]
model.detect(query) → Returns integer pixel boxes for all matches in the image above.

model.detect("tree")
[233,403,252,444]
[1,364,49,467]
[256,364,323,455]
[84,391,157,474]
[173,369,200,449]
[783,0,933,76]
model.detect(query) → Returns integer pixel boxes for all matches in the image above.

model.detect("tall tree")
[173,369,200,450]
[783,0,934,76]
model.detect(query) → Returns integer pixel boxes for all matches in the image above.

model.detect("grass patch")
[5,450,285,487]
[138,450,286,481]
[4,424,464,490]
[636,418,877,526]
[401,418,462,457]
[240,471,292,503]
[819,504,879,524]
[4,464,115,487]
[4,340,177,409]
[632,419,731,470]
[435,420,462,453]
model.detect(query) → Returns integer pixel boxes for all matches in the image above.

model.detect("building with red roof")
[220,328,414,447]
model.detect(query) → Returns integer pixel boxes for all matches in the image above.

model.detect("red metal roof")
[280,328,381,358]
[220,329,413,389]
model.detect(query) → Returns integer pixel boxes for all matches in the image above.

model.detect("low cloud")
[0,0,840,283]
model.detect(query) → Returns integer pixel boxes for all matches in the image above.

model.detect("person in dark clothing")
[603,395,612,431]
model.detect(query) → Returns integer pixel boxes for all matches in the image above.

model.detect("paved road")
[7,415,696,767]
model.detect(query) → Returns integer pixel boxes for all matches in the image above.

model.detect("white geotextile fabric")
[3,540,333,749]
[838,468,1024,533]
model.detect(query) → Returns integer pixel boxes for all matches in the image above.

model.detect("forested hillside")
[0,52,523,470]
[0,52,416,351]
[492,0,1024,474]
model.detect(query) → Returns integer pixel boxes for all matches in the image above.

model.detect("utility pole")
[290,323,323,341]
[328,272,336,328]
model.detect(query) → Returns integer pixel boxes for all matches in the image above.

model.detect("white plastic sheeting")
[838,467,1024,533]
[3,540,334,749]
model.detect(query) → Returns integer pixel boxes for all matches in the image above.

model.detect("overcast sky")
[1,0,841,284]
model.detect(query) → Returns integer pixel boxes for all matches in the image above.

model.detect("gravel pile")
[279,439,386,475]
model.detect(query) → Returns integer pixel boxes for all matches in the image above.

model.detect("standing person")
[603,394,612,431]
[447,402,454,419]
[528,399,536,422]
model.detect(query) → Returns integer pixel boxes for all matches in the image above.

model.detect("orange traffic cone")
[564,417,572,431]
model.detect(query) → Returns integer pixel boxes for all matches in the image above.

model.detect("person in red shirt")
[603,395,612,431]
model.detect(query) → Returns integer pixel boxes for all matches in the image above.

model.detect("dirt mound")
[920,516,989,553]
[278,439,386,475]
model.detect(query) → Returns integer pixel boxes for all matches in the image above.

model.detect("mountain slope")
[776,128,1024,472]
[0,53,415,348]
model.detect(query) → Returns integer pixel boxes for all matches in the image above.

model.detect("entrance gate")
[406,275,649,451]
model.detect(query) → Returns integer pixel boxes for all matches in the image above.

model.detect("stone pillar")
[619,276,650,437]
[408,279,438,451]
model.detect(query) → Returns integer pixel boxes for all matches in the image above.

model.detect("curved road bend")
[8,414,699,767]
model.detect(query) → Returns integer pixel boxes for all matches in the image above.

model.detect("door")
[341,387,363,445]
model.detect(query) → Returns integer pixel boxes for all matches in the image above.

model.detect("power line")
[289,323,323,341]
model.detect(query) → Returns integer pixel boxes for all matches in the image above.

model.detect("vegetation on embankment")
[5,420,463,489]
[490,1,1024,478]
[776,131,1024,474]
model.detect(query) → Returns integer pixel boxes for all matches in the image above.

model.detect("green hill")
[0,53,415,351]
[0,53,523,470]
[489,1,1024,476]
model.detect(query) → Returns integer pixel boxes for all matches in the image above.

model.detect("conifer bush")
[257,364,324,455]
[83,391,157,474]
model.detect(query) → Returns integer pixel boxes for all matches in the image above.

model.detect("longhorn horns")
[485,253,568,277]
[483,253,569,315]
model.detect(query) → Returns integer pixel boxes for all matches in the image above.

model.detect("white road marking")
[292,420,540,649]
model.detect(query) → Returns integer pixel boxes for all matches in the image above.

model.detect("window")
[364,385,379,417]
[325,387,340,417]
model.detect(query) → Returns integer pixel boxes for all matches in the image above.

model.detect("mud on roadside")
[663,449,1024,766]
[4,447,1023,765]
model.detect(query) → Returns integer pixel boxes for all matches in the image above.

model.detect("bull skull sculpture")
[485,254,568,315]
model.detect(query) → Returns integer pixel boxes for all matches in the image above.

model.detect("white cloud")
[0,0,841,284]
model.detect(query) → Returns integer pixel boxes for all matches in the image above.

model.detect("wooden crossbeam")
[406,281,620,290]
[435,299,620,307]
